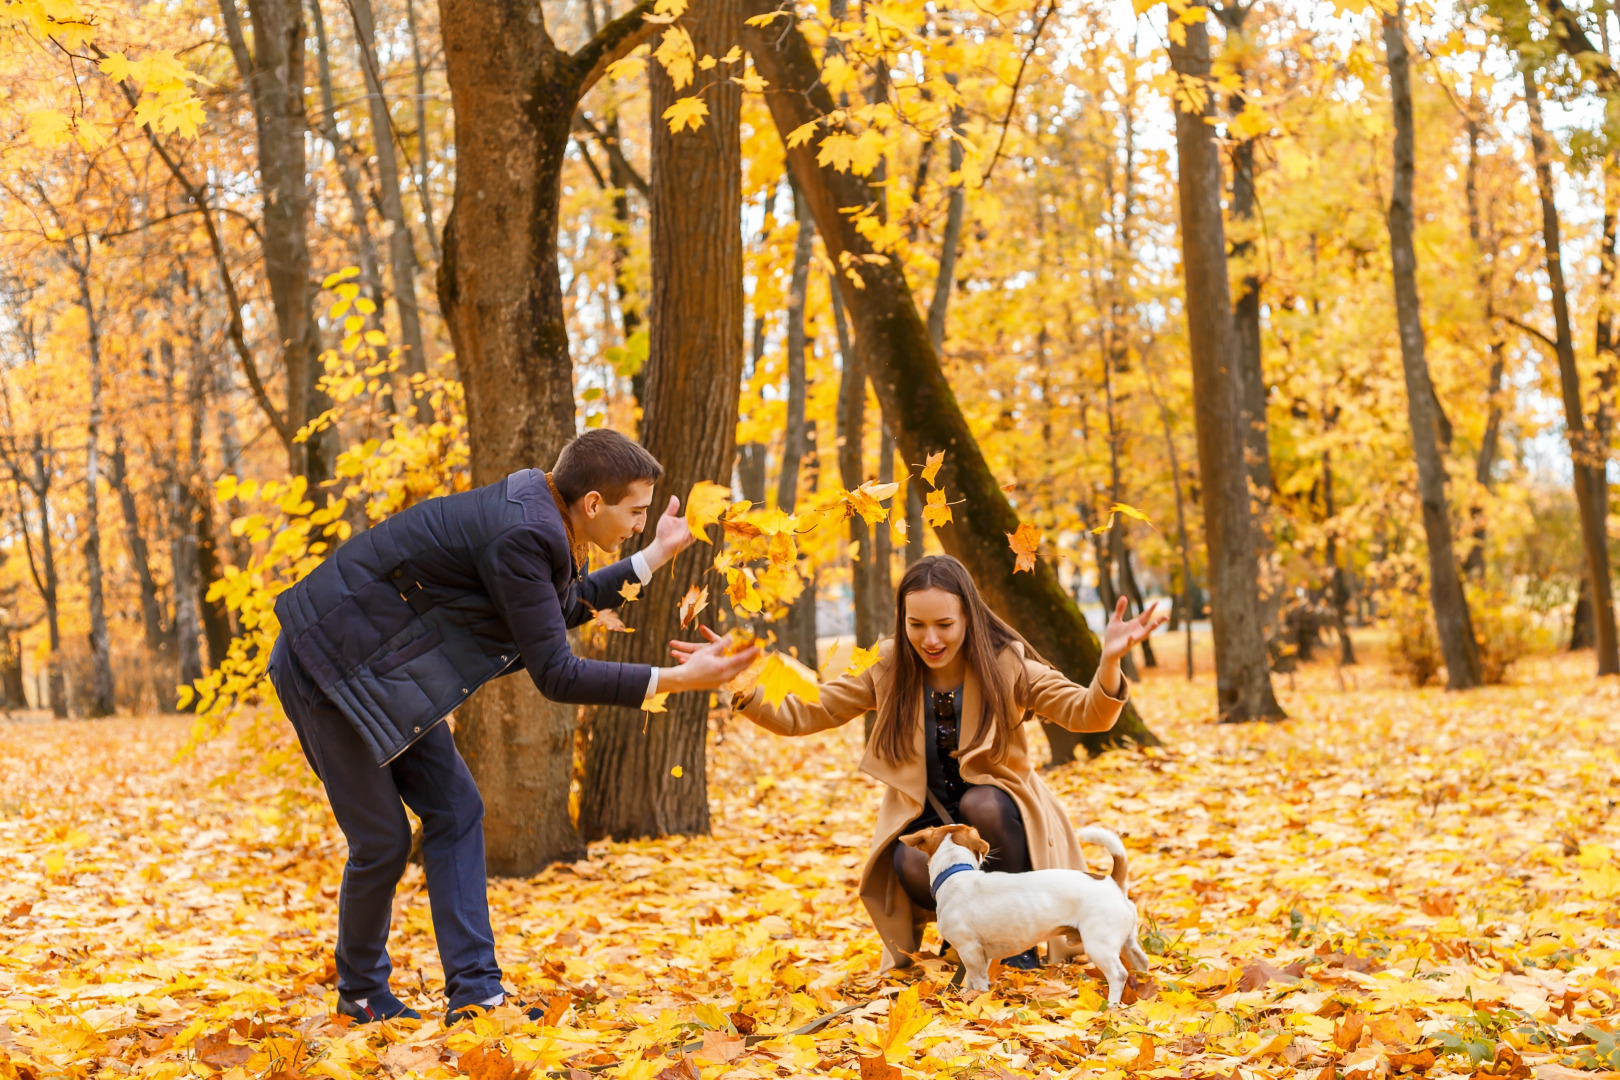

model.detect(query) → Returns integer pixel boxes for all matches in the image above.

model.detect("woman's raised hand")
[1100,596,1168,662]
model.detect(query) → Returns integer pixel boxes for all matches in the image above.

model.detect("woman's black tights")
[893,784,1030,911]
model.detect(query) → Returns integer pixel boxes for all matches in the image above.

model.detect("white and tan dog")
[900,823,1150,1002]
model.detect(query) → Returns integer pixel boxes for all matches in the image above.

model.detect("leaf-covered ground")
[2,647,1618,1080]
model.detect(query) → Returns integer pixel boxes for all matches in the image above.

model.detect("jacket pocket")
[372,628,444,676]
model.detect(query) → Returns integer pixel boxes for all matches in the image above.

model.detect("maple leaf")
[920,450,945,487]
[662,95,709,134]
[678,584,709,628]
[1007,522,1041,573]
[845,645,879,677]
[923,488,953,528]
[878,984,933,1060]
[592,608,633,633]
[684,481,732,542]
[619,581,642,603]
[642,692,669,713]
[758,653,820,708]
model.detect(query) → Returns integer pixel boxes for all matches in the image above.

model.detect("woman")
[677,554,1164,973]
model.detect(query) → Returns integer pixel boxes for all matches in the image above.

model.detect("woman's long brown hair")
[870,555,1035,766]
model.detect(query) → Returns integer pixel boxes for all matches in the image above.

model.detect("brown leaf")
[1369,1012,1421,1049]
[858,1054,901,1080]
[1129,1034,1155,1071]
[1334,1012,1366,1052]
[460,1042,535,1080]
[1317,1064,1339,1080]
[379,1042,444,1077]
[678,584,709,629]
[654,1056,701,1080]
[193,1030,252,1069]
[693,1031,745,1064]
[592,607,633,633]
[1385,1048,1436,1074]
[4,901,31,922]
[1238,959,1300,991]
[1419,892,1455,917]
[727,1011,757,1035]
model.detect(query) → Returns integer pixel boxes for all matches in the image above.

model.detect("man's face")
[576,479,656,552]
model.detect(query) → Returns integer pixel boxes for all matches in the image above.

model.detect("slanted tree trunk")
[581,0,743,842]
[1463,112,1505,578]
[1381,3,1481,689]
[218,0,330,482]
[309,0,386,310]
[108,436,168,657]
[1167,11,1284,721]
[1523,67,1619,674]
[776,180,819,665]
[437,0,652,873]
[348,0,430,395]
[743,4,1158,753]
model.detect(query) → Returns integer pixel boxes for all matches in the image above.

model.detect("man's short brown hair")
[551,429,664,504]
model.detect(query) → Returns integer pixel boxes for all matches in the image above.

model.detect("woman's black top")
[923,685,967,818]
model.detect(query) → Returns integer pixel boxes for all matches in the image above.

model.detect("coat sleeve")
[1020,657,1129,733]
[478,526,652,706]
[737,664,879,737]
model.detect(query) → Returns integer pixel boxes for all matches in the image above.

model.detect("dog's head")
[899,824,990,864]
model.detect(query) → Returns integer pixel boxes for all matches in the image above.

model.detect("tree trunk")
[27,439,66,719]
[743,5,1158,754]
[310,0,386,310]
[108,435,170,657]
[348,0,431,396]
[581,0,743,843]
[219,0,328,481]
[193,479,234,670]
[78,264,116,718]
[1381,4,1480,689]
[835,289,880,647]
[1462,113,1504,578]
[1145,365,1196,680]
[404,0,441,263]
[775,180,819,665]
[437,0,652,873]
[1167,12,1284,722]
[172,349,209,693]
[1523,67,1619,674]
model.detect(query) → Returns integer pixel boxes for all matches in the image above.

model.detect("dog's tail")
[1077,826,1130,898]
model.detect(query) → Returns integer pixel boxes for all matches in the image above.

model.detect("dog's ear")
[898,829,933,851]
[946,825,991,860]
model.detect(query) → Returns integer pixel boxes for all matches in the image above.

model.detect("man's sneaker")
[336,990,421,1023]
[1001,947,1042,971]
[445,999,547,1026]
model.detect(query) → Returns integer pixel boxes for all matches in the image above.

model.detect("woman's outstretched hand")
[657,627,757,694]
[1101,596,1168,662]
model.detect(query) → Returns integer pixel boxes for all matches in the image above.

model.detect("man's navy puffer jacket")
[274,469,649,765]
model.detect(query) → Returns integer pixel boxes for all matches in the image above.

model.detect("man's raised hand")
[644,495,695,571]
[658,628,758,694]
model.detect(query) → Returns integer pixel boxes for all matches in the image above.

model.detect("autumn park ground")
[1,640,1618,1080]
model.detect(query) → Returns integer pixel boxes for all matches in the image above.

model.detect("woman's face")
[905,587,967,671]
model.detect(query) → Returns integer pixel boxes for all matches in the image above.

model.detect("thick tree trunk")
[78,267,116,718]
[1523,68,1619,674]
[1382,5,1480,689]
[743,5,1158,753]
[310,0,386,310]
[220,0,328,481]
[581,0,743,842]
[437,0,652,873]
[348,0,430,395]
[1167,14,1284,722]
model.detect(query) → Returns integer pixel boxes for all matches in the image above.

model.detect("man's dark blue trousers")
[268,636,504,1010]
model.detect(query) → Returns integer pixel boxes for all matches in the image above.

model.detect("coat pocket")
[372,628,444,676]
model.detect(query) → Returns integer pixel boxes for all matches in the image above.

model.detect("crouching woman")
[695,554,1163,973]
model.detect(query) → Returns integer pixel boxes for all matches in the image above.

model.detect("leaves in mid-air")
[1007,522,1042,573]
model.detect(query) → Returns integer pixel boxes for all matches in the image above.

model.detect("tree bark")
[743,5,1158,753]
[310,0,386,310]
[775,180,819,665]
[348,0,431,395]
[108,436,169,657]
[77,261,116,718]
[834,288,880,647]
[437,0,653,873]
[1462,113,1504,578]
[1168,12,1284,721]
[1523,67,1619,674]
[404,0,441,263]
[580,0,743,843]
[219,0,329,481]
[24,438,66,718]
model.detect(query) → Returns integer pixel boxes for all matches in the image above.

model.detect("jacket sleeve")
[1021,657,1129,733]
[478,526,652,707]
[736,664,878,736]
[569,558,641,621]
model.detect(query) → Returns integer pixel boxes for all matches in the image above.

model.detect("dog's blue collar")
[930,862,977,898]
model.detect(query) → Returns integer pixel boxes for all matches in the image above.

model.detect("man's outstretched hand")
[642,496,696,572]
[658,629,758,694]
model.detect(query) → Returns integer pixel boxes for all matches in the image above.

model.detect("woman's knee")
[958,784,1019,827]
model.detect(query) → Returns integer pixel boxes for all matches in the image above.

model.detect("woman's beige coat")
[736,638,1127,971]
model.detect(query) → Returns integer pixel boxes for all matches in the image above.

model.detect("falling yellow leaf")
[1007,522,1042,573]
[845,645,879,677]
[920,450,945,488]
[758,653,820,708]
[679,584,709,628]
[662,95,709,134]
[642,692,669,713]
[619,581,642,602]
[923,488,953,528]
[685,480,732,542]
[670,765,684,778]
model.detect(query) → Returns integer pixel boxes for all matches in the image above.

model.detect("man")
[267,429,756,1024]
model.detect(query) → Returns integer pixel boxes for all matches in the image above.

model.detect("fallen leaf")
[693,1030,744,1064]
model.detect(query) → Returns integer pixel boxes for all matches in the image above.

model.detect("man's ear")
[581,491,603,519]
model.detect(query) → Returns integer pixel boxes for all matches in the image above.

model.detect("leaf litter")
[0,651,1617,1080]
